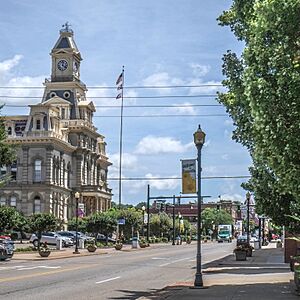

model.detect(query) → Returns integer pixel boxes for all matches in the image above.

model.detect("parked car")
[0,238,14,261]
[68,231,95,243]
[29,232,74,248]
[96,234,116,244]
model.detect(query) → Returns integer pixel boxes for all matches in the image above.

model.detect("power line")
[0,94,218,99]
[108,175,251,181]
[2,104,223,108]
[93,114,227,118]
[0,84,223,89]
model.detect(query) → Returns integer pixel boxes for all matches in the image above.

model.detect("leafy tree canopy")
[218,0,300,224]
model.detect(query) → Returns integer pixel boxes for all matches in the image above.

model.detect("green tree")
[201,208,233,236]
[0,206,20,233]
[67,217,88,233]
[86,211,117,244]
[150,213,172,238]
[0,111,16,187]
[218,0,300,223]
[13,213,29,244]
[29,213,57,250]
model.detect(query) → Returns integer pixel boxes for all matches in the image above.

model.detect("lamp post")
[193,124,206,288]
[73,191,80,254]
[178,212,182,244]
[246,191,251,246]
[142,205,146,238]
[172,195,175,245]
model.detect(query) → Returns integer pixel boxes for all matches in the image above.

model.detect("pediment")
[43,96,71,106]
[78,100,96,112]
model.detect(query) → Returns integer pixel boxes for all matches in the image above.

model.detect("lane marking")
[0,265,89,283]
[17,266,61,271]
[0,266,25,270]
[151,257,166,260]
[159,257,194,267]
[95,276,120,284]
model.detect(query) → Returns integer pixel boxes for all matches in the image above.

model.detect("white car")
[30,232,74,248]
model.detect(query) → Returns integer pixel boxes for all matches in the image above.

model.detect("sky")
[0,0,252,205]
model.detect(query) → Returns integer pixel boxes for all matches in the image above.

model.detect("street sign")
[118,218,126,225]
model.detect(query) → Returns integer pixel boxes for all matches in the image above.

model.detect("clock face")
[57,59,68,71]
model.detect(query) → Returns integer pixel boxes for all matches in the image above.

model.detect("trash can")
[132,237,139,248]
[56,238,63,250]
[78,239,85,249]
[254,240,260,250]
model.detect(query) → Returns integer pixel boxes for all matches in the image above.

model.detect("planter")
[235,250,247,261]
[140,243,147,248]
[186,240,191,244]
[246,248,253,257]
[87,245,97,252]
[39,251,51,257]
[115,244,123,250]
[294,264,300,291]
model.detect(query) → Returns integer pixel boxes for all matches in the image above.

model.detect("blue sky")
[0,1,252,205]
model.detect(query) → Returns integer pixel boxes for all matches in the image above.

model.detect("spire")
[52,22,80,54]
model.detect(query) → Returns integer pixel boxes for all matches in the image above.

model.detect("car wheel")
[33,240,39,247]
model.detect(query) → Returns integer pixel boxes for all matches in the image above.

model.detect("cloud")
[145,173,179,190]
[221,154,229,160]
[0,55,23,78]
[167,102,197,115]
[189,63,210,77]
[109,152,138,171]
[135,135,193,154]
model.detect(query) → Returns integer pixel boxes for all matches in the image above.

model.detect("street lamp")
[193,124,206,288]
[73,191,80,254]
[142,205,146,238]
[246,191,251,246]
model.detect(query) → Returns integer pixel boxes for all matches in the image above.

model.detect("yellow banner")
[181,159,196,194]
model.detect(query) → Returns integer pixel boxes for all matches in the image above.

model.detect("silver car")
[0,238,14,261]
[30,232,74,247]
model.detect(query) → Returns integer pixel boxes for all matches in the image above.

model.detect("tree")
[201,208,233,236]
[0,206,20,233]
[0,110,16,187]
[67,217,88,233]
[86,211,117,244]
[135,202,147,210]
[218,0,300,223]
[29,213,57,250]
[150,213,172,238]
[13,213,29,244]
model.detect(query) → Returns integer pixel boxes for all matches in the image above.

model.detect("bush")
[15,246,37,252]
[161,237,168,243]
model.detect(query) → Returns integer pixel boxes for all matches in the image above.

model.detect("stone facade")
[0,25,112,224]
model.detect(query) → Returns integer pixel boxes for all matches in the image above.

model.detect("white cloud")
[0,55,23,78]
[167,102,196,115]
[221,154,229,160]
[145,173,179,190]
[109,152,138,171]
[135,135,193,154]
[189,63,210,77]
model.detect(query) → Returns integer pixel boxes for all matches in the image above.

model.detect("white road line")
[0,265,25,270]
[151,257,166,260]
[159,257,193,267]
[96,276,120,284]
[17,266,61,271]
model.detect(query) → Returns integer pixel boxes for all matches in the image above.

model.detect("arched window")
[34,159,42,182]
[10,196,16,207]
[0,196,6,206]
[33,196,41,214]
[7,127,12,135]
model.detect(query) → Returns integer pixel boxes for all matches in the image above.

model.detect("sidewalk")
[12,243,162,261]
[139,243,298,300]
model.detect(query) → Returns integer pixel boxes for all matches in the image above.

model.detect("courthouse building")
[0,25,112,223]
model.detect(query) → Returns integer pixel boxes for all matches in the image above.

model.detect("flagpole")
[118,66,125,209]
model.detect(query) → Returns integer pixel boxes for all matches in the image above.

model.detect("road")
[0,242,234,300]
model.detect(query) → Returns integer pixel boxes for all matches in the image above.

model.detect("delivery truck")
[217,224,232,243]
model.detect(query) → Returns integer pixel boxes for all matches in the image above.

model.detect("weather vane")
[60,22,73,33]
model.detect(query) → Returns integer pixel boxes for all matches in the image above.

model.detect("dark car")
[96,234,116,244]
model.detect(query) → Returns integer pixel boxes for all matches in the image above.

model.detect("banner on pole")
[181,159,196,194]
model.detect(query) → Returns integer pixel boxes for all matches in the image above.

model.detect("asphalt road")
[0,242,235,300]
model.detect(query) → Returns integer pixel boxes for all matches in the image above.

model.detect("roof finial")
[60,22,73,33]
